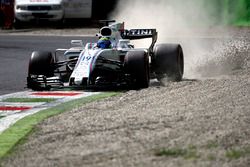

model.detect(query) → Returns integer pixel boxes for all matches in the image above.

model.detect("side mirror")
[71,40,83,46]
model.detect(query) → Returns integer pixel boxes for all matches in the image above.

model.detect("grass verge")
[0,92,119,159]
[2,98,56,103]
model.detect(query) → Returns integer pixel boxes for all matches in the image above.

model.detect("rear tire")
[124,50,149,89]
[153,44,184,81]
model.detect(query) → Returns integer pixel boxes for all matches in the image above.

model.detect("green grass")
[226,148,250,159]
[226,149,243,159]
[0,116,5,119]
[2,98,56,103]
[155,148,187,157]
[155,146,199,159]
[206,141,219,149]
[0,92,119,159]
[207,154,216,161]
[184,146,200,160]
[155,143,250,160]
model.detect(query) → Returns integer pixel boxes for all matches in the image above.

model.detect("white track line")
[0,91,99,134]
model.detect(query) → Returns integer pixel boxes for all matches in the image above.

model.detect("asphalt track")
[0,35,96,95]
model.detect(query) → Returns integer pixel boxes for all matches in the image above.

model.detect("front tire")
[153,44,184,81]
[124,50,150,89]
[27,51,55,90]
[28,51,55,77]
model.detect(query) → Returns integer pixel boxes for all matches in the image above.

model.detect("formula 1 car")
[27,20,184,90]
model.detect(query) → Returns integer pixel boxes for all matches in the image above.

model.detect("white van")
[15,0,92,22]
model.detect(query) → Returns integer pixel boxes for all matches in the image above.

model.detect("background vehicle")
[15,0,92,23]
[27,21,184,90]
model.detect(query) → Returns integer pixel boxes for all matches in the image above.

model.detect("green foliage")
[219,0,250,25]
[199,0,250,26]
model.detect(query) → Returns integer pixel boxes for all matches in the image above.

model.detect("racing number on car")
[82,56,91,61]
[81,56,92,65]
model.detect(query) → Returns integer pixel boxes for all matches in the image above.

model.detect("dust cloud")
[109,0,249,79]
[110,0,215,36]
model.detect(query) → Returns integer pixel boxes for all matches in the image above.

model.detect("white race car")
[27,20,184,90]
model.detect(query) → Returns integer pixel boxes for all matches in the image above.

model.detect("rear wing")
[122,29,157,40]
[122,29,158,53]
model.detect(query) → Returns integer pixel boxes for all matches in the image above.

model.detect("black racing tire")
[0,12,4,27]
[153,43,184,81]
[55,17,65,29]
[13,18,23,29]
[124,50,150,89]
[27,51,55,91]
[28,51,55,77]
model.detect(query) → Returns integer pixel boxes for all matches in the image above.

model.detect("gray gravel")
[1,27,250,167]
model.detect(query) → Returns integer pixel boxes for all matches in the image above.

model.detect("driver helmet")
[97,37,112,49]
